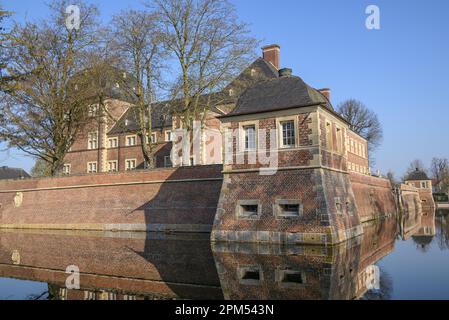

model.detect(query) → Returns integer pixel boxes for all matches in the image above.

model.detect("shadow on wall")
[133,166,223,233]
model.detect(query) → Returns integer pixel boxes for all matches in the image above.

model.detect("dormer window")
[126,135,137,146]
[250,68,256,77]
[229,89,234,97]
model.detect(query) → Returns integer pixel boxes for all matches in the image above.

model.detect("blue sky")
[2,0,449,177]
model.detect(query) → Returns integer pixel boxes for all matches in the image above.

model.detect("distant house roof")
[220,73,335,118]
[406,168,430,181]
[0,166,30,180]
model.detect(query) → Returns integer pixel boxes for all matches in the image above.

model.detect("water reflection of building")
[211,218,398,300]
[0,211,436,300]
[0,230,222,300]
[412,208,436,251]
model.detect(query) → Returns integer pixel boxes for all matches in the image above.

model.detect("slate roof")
[0,166,30,180]
[222,74,333,118]
[108,57,280,134]
[406,168,430,181]
[108,103,172,135]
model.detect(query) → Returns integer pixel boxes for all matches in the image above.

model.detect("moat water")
[0,209,448,300]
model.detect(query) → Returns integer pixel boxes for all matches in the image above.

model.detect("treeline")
[0,0,258,176]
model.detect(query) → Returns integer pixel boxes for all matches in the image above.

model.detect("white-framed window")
[326,122,332,150]
[350,139,354,153]
[164,156,172,167]
[87,162,97,173]
[281,120,296,148]
[88,132,98,150]
[126,135,137,146]
[108,137,118,149]
[336,127,343,154]
[88,105,98,117]
[62,164,71,175]
[146,133,157,144]
[108,160,118,172]
[125,159,137,171]
[165,130,172,142]
[243,125,256,151]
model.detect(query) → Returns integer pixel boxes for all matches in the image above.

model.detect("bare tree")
[0,5,12,86]
[431,157,449,193]
[337,99,383,156]
[152,0,258,130]
[111,9,166,168]
[30,158,52,178]
[0,0,101,175]
[386,170,398,186]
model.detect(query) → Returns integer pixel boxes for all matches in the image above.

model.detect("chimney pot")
[262,44,280,70]
[318,88,331,101]
[279,68,292,77]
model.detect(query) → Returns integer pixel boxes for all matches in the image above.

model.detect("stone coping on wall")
[349,171,392,188]
[0,223,213,233]
[0,165,224,193]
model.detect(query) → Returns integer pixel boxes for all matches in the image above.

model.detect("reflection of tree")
[47,284,61,300]
[436,216,449,251]
[26,291,48,300]
[362,269,393,300]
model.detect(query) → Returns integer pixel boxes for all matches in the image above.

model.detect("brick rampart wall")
[0,165,223,233]
[212,168,362,245]
[349,172,397,222]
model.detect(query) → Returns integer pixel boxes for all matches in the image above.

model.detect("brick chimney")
[318,88,331,101]
[262,44,280,70]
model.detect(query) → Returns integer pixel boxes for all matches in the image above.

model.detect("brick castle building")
[63,45,370,178]
[0,44,407,246]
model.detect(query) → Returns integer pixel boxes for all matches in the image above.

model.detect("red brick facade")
[64,98,173,175]
[0,165,223,233]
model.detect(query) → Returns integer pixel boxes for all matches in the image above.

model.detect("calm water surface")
[0,209,448,300]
